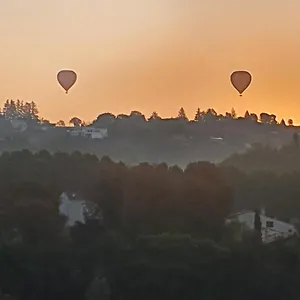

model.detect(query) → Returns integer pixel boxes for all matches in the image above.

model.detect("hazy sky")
[1,0,300,123]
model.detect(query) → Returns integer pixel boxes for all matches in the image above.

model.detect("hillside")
[0,100,299,166]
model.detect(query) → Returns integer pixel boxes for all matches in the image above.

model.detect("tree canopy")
[0,149,299,299]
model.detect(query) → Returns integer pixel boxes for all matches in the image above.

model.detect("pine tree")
[244,110,250,119]
[280,119,286,126]
[2,99,10,116]
[207,108,217,116]
[194,108,202,121]
[2,100,39,120]
[23,102,31,119]
[4,100,18,119]
[231,107,237,119]
[177,107,188,120]
[204,108,218,122]
[16,99,23,117]
[148,111,160,120]
[20,100,24,113]
[30,101,39,119]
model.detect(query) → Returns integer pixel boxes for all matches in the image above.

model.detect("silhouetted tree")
[0,150,299,299]
[56,120,65,127]
[280,119,286,126]
[40,118,50,124]
[260,113,272,124]
[148,111,160,120]
[250,113,258,122]
[288,119,294,126]
[130,111,143,116]
[204,108,218,122]
[231,108,237,119]
[3,99,10,114]
[130,111,146,121]
[116,114,129,120]
[244,111,250,119]
[29,101,39,119]
[70,117,82,127]
[194,108,202,121]
[22,102,31,119]
[93,113,115,127]
[177,107,188,120]
[16,99,23,116]
[3,100,17,120]
[2,100,39,120]
[270,114,277,124]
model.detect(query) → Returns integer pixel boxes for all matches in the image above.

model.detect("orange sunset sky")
[0,0,300,123]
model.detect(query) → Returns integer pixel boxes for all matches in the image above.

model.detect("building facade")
[59,193,86,226]
[227,210,298,243]
[68,127,108,139]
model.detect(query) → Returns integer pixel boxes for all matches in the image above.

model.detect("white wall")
[69,127,108,139]
[59,193,85,226]
[231,211,298,243]
[90,128,107,139]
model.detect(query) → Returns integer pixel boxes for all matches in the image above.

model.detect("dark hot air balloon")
[57,70,77,94]
[230,71,252,96]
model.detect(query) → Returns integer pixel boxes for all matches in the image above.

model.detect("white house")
[59,193,100,227]
[59,193,87,226]
[68,127,108,139]
[226,209,298,243]
[83,127,107,139]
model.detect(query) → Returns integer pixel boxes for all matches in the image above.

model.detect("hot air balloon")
[57,70,77,94]
[230,71,252,96]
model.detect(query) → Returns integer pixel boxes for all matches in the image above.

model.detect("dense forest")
[0,100,299,165]
[0,149,300,299]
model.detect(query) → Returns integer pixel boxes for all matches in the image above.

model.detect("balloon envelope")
[230,71,252,95]
[57,70,77,93]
